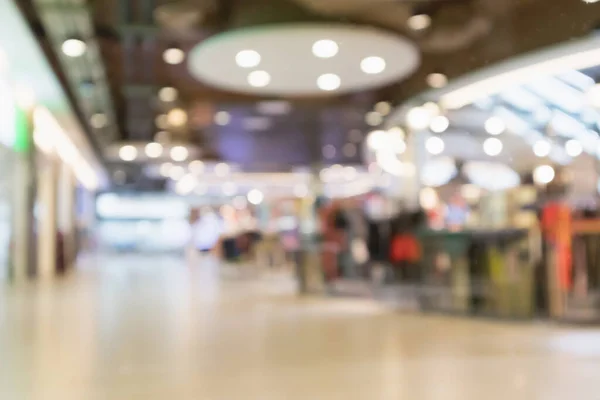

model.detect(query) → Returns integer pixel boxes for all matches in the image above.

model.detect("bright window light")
[312,40,338,58]
[236,50,261,68]
[361,56,386,75]
[317,73,341,91]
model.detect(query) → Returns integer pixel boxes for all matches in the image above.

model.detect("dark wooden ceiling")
[19,0,600,177]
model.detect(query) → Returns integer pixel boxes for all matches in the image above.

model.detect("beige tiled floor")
[1,253,600,399]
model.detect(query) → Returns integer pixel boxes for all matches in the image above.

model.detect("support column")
[36,155,59,279]
[58,163,76,273]
[10,105,36,282]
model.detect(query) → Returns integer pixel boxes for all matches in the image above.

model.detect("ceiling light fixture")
[427,72,448,88]
[406,106,433,130]
[374,101,392,116]
[167,108,188,127]
[90,113,108,129]
[158,87,178,102]
[366,130,386,151]
[247,70,271,87]
[533,165,555,185]
[317,73,341,91]
[312,39,339,58]
[169,165,185,180]
[407,14,431,31]
[365,111,383,126]
[247,189,264,205]
[163,46,185,65]
[119,145,137,161]
[533,139,551,157]
[170,145,189,162]
[484,116,506,135]
[426,136,445,155]
[155,114,169,129]
[565,139,583,157]
[483,137,503,156]
[214,111,231,126]
[236,50,261,68]
[430,115,450,133]
[361,56,386,75]
[61,37,87,57]
[145,142,163,158]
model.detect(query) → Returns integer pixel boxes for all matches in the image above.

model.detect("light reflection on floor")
[1,253,600,399]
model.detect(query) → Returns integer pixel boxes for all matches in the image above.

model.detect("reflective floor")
[2,253,600,399]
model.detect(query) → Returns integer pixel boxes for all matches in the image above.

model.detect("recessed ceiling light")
[158,87,178,102]
[483,137,503,156]
[119,145,137,161]
[169,165,185,180]
[236,50,261,68]
[533,140,551,157]
[214,111,231,126]
[189,160,205,174]
[155,114,169,129]
[154,131,170,143]
[170,145,189,162]
[214,162,230,177]
[61,38,87,57]
[565,139,583,157]
[407,14,431,31]
[163,47,185,65]
[361,56,386,75]
[430,115,450,133]
[374,101,392,116]
[365,111,383,126]
[247,189,264,205]
[145,142,163,158]
[317,73,341,91]
[427,73,448,88]
[167,108,188,127]
[312,39,339,58]
[248,70,271,87]
[582,0,600,3]
[533,165,555,185]
[484,116,506,135]
[426,136,444,155]
[90,113,108,129]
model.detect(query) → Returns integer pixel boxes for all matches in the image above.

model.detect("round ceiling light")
[235,50,261,68]
[214,111,231,126]
[312,39,339,58]
[170,145,189,162]
[247,189,264,205]
[145,142,163,158]
[214,162,230,177]
[61,38,87,57]
[485,116,506,135]
[375,101,392,116]
[365,111,383,126]
[361,56,386,74]
[189,160,205,174]
[158,87,178,102]
[426,136,445,155]
[175,174,197,195]
[565,139,583,157]
[317,73,341,91]
[427,73,448,88]
[406,106,433,130]
[430,115,450,133]
[366,130,386,151]
[167,108,188,127]
[533,165,555,185]
[163,47,185,65]
[119,145,137,161]
[407,14,431,31]
[483,137,503,156]
[248,70,271,87]
[90,113,108,129]
[169,165,185,180]
[533,139,551,157]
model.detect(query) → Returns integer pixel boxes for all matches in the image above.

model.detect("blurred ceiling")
[16,0,600,187]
